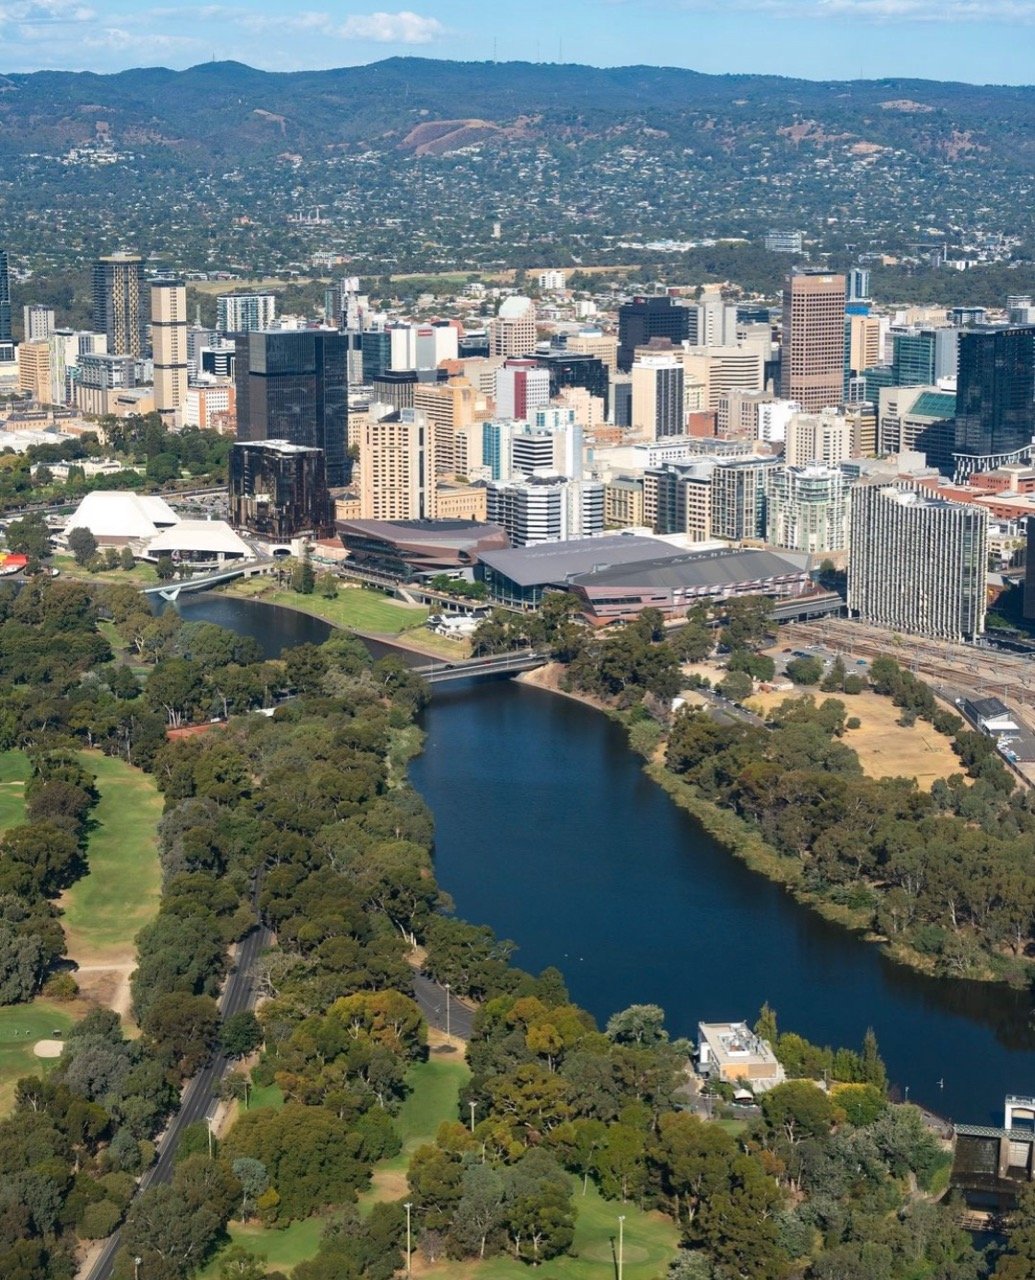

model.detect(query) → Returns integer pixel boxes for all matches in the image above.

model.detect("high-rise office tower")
[848,483,988,641]
[631,355,685,440]
[92,252,147,357]
[235,330,349,486]
[486,475,604,546]
[217,293,276,334]
[150,279,188,422]
[683,346,764,413]
[617,296,690,372]
[229,440,331,539]
[954,326,1035,476]
[891,327,959,387]
[488,296,537,358]
[22,305,55,343]
[358,410,437,521]
[535,352,610,415]
[18,341,51,404]
[495,360,550,420]
[780,271,846,412]
[0,249,13,361]
[847,268,871,303]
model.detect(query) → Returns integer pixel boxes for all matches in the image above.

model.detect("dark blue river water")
[177,595,1035,1124]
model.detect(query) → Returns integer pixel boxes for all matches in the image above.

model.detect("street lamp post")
[618,1215,625,1280]
[404,1201,413,1277]
[469,1100,477,1133]
[134,1257,142,1280]
[445,983,451,1038]
[207,1119,213,1158]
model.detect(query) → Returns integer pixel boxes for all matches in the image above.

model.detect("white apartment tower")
[848,484,988,641]
[217,293,277,333]
[631,354,684,440]
[766,465,850,554]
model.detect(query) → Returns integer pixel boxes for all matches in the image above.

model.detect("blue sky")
[0,0,1032,83]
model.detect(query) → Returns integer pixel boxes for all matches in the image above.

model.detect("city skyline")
[0,0,1033,84]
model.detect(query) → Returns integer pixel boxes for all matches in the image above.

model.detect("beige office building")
[413,377,486,477]
[849,314,882,372]
[151,279,188,423]
[785,408,851,468]
[567,331,619,373]
[358,412,437,521]
[18,341,51,404]
[683,346,765,413]
[604,475,645,528]
[488,296,537,357]
[780,271,846,412]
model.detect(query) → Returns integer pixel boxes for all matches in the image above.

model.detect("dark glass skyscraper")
[0,249,12,360]
[954,326,1035,471]
[617,296,690,372]
[92,253,147,357]
[235,330,349,486]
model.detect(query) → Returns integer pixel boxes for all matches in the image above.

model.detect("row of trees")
[665,669,1035,979]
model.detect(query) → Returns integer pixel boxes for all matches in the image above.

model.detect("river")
[176,593,1035,1123]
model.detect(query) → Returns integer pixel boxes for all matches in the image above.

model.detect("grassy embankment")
[58,752,163,1024]
[224,577,471,659]
[202,1054,677,1277]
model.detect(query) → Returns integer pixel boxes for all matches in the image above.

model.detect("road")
[84,920,272,1280]
[412,973,475,1041]
[694,687,765,728]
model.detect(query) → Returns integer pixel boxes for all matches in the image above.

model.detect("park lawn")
[0,749,30,831]
[746,687,961,789]
[203,1058,468,1275]
[196,1216,332,1279]
[419,1181,679,1280]
[247,1079,285,1111]
[227,580,429,635]
[0,1000,80,1115]
[358,1056,470,1212]
[61,753,162,956]
[50,554,159,586]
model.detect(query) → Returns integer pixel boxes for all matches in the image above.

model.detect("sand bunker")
[33,1039,63,1059]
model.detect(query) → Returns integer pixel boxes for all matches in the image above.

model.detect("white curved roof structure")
[65,491,179,540]
[147,520,251,558]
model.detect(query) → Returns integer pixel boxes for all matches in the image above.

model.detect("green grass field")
[0,750,30,831]
[228,579,429,635]
[61,753,163,956]
[50,554,160,586]
[459,1182,680,1280]
[196,1216,331,1279]
[0,1000,78,1114]
[199,1054,678,1279]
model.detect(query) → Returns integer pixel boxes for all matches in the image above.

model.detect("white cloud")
[236,7,445,42]
[672,0,1035,18]
[336,9,445,41]
[0,0,96,23]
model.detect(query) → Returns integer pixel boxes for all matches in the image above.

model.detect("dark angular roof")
[478,534,671,587]
[571,547,810,591]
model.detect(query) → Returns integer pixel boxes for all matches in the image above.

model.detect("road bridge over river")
[411,650,546,684]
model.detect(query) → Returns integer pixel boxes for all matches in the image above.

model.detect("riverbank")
[521,661,1024,990]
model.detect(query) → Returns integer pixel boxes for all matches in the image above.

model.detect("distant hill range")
[0,58,1032,169]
